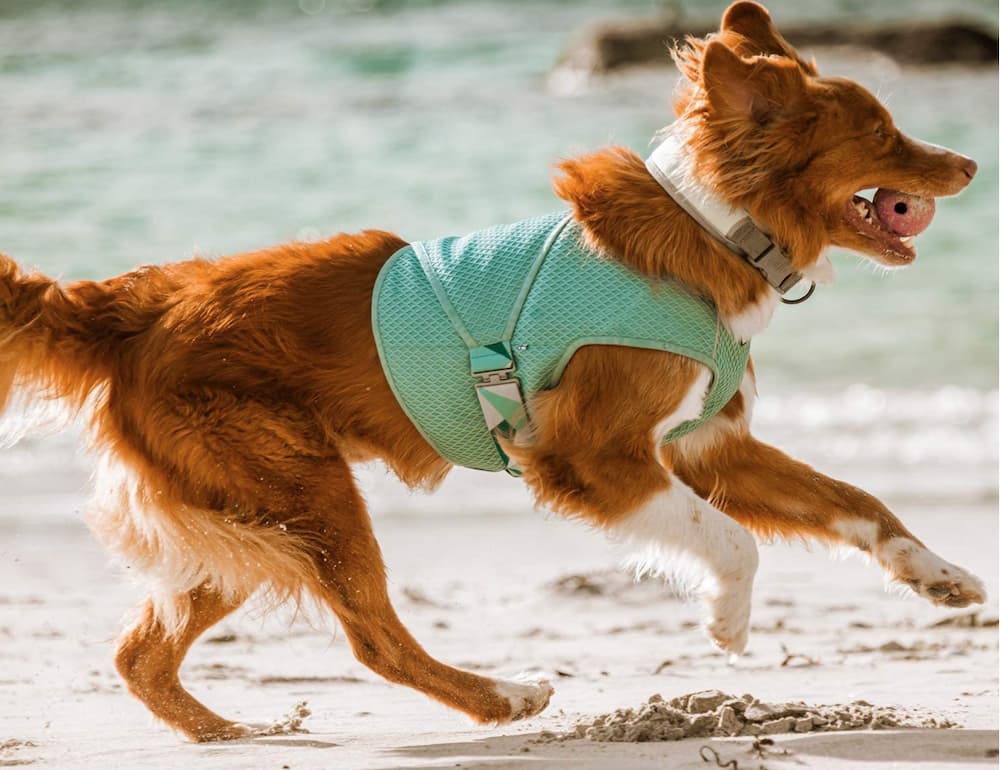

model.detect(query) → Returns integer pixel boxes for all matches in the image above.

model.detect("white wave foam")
[0,386,995,518]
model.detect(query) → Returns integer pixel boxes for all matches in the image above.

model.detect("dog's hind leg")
[115,585,254,742]
[296,456,553,725]
[108,390,550,727]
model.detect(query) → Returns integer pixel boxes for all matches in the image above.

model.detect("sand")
[0,490,997,769]
[553,690,960,743]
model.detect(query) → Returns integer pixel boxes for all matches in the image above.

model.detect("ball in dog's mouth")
[873,189,935,236]
[845,188,935,263]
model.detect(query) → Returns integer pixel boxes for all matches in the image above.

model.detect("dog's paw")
[492,675,554,722]
[907,567,986,608]
[882,538,986,608]
[706,601,751,655]
[189,701,311,742]
[188,721,255,743]
[705,577,753,655]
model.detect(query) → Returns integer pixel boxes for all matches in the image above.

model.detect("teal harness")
[372,212,749,474]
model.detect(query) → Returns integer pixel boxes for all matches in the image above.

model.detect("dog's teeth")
[855,198,879,228]
[900,236,914,245]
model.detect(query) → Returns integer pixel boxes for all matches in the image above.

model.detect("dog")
[0,1,983,742]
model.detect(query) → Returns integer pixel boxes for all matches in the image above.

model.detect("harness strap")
[411,244,530,475]
[470,342,528,477]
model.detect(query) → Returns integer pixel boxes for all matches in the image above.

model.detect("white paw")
[493,675,554,722]
[706,579,753,654]
[881,538,986,608]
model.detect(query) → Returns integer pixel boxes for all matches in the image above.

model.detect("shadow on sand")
[376,728,999,769]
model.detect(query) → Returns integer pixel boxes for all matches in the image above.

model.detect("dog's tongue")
[873,189,935,236]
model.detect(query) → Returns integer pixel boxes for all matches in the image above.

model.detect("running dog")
[0,1,981,741]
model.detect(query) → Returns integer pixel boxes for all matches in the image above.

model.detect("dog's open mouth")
[843,189,934,265]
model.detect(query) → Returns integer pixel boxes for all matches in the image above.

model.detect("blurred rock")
[558,17,998,74]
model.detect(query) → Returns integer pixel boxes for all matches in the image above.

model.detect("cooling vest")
[372,212,749,473]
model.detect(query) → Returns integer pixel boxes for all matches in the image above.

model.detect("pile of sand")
[555,690,958,743]
[257,701,312,736]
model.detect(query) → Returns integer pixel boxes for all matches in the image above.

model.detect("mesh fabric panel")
[372,213,749,471]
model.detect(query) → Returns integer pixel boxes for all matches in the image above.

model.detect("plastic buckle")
[727,218,807,298]
[728,217,773,262]
[469,342,529,477]
[470,343,528,438]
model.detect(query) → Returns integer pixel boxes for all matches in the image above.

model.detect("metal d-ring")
[780,280,816,305]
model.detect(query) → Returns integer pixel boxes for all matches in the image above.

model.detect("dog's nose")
[960,157,978,180]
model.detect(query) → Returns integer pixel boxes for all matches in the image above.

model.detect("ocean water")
[0,0,995,515]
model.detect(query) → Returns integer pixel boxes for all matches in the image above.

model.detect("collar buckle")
[726,217,805,298]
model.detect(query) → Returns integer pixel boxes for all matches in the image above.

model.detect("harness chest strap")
[470,341,528,476]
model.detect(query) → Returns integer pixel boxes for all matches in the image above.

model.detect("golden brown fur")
[0,1,981,742]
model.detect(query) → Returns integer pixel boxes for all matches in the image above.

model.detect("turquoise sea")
[0,0,995,513]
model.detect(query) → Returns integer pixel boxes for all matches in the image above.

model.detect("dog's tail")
[0,253,160,431]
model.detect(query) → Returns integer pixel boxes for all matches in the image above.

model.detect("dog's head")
[671,1,976,272]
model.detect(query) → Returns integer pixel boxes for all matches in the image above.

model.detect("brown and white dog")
[0,1,983,741]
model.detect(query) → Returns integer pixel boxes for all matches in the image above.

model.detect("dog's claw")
[882,538,986,609]
[918,574,986,608]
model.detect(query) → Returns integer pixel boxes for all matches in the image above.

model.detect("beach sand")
[0,484,997,769]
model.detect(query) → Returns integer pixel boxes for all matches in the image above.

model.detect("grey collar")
[646,133,814,302]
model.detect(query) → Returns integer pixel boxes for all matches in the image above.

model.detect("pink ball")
[873,189,935,236]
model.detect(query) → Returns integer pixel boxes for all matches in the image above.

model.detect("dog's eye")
[874,126,890,139]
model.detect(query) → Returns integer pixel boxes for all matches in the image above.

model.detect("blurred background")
[0,0,995,518]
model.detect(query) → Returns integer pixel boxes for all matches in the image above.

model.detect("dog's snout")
[905,136,979,191]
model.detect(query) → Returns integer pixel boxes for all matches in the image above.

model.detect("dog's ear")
[720,1,818,75]
[701,41,803,126]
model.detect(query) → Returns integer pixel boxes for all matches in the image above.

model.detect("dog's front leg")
[613,476,760,654]
[520,452,760,654]
[509,356,760,654]
[673,432,986,608]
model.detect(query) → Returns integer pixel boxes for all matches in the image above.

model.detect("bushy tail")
[0,253,159,432]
